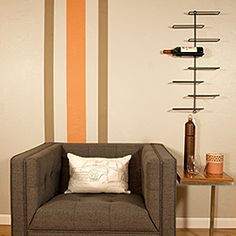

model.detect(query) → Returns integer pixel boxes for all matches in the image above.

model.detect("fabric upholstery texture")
[30,193,156,232]
[141,145,160,230]
[11,143,176,236]
[28,232,160,236]
[10,142,55,236]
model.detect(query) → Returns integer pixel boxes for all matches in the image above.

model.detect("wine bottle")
[163,46,204,57]
[184,114,196,171]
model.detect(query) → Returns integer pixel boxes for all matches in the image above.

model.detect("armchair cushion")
[30,193,157,232]
[65,153,131,194]
[59,144,144,194]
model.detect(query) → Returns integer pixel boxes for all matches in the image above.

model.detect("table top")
[177,166,234,186]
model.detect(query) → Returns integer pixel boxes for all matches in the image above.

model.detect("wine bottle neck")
[163,49,173,54]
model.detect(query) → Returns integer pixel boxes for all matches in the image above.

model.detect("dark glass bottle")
[184,115,195,171]
[163,46,204,57]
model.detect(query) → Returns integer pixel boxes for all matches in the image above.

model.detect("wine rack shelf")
[169,10,221,113]
[172,80,204,84]
[172,107,204,112]
[188,38,220,42]
[188,10,220,15]
[187,66,220,70]
[172,24,204,29]
[187,94,220,98]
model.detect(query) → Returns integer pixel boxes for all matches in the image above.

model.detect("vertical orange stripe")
[67,0,86,143]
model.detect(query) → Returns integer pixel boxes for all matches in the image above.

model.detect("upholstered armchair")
[11,143,176,236]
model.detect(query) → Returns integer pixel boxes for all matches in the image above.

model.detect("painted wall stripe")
[44,0,54,142]
[54,0,67,142]
[98,0,108,143]
[67,0,86,143]
[86,0,99,143]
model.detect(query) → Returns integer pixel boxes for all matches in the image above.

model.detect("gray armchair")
[11,143,176,236]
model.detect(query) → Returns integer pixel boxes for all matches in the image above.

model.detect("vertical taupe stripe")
[44,0,54,142]
[98,0,108,143]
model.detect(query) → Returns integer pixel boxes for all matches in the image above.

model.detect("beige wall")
[109,0,236,217]
[1,0,236,221]
[0,0,44,214]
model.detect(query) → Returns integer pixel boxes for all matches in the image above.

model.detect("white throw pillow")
[65,153,132,194]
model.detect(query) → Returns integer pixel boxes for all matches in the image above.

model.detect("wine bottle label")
[180,47,197,53]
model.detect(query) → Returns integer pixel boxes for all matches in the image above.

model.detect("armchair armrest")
[11,143,62,236]
[141,144,176,236]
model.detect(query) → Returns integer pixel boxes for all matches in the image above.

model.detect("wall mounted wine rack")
[170,10,220,113]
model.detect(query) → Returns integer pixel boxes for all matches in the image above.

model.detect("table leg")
[209,185,216,236]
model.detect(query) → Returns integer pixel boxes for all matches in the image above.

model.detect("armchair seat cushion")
[30,193,157,232]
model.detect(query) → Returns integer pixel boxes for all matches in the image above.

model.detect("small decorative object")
[163,46,204,57]
[205,153,224,175]
[184,114,196,171]
[187,155,199,175]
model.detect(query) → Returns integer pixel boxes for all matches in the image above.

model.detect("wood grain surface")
[177,166,234,185]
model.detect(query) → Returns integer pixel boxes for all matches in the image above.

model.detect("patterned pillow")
[65,153,131,194]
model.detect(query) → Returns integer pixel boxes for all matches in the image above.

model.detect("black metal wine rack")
[170,10,220,113]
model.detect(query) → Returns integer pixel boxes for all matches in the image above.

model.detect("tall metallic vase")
[184,115,196,171]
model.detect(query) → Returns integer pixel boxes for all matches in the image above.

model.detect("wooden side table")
[177,166,234,236]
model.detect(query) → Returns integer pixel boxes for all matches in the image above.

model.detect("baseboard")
[177,217,236,228]
[1,214,235,228]
[0,214,11,225]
